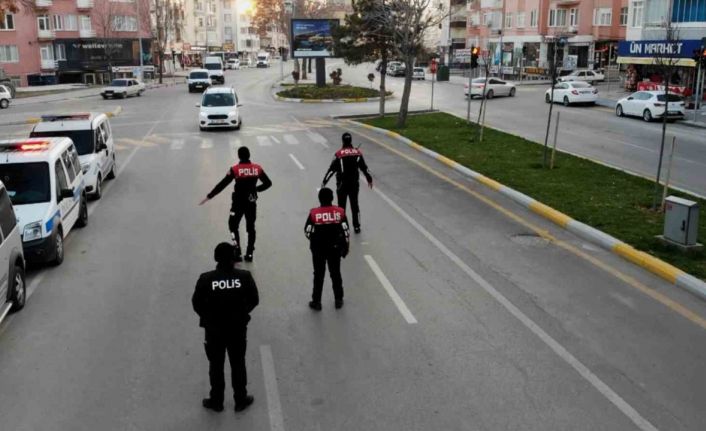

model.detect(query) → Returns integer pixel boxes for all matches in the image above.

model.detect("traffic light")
[471,46,479,69]
[693,48,706,66]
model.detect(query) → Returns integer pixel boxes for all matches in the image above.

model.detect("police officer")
[321,133,373,234]
[192,242,259,413]
[305,187,349,310]
[200,146,272,262]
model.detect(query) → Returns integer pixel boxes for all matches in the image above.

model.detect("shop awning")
[617,56,696,67]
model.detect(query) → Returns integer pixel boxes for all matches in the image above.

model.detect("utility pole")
[136,0,144,81]
[543,40,560,168]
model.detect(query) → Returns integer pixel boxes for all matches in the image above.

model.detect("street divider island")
[351,112,706,299]
[275,84,392,103]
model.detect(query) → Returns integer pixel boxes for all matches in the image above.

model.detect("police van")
[30,113,116,200]
[0,138,88,265]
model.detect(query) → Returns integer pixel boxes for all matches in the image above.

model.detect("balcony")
[41,60,58,70]
[79,29,96,38]
[34,0,52,8]
[76,0,94,9]
[37,29,56,40]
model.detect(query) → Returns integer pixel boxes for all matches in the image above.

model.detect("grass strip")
[277,84,390,100]
[361,112,705,281]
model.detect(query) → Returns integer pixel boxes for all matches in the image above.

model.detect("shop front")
[56,39,153,85]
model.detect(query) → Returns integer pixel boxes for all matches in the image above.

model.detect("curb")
[0,105,123,127]
[347,120,706,302]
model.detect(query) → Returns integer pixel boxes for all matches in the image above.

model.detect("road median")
[349,112,706,300]
[274,84,392,103]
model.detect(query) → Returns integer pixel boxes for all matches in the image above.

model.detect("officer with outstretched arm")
[200,146,272,262]
[322,132,373,234]
[192,242,259,413]
[305,187,350,310]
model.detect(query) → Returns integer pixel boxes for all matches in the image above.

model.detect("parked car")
[412,67,426,80]
[197,86,242,131]
[387,62,406,77]
[0,179,26,321]
[101,79,145,99]
[226,59,241,70]
[0,84,12,109]
[557,69,605,83]
[29,113,116,200]
[188,69,211,92]
[615,91,686,122]
[464,78,516,99]
[545,81,598,106]
[0,137,88,266]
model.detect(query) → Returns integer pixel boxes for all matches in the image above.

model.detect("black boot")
[335,299,344,309]
[202,398,224,412]
[234,395,254,412]
[309,301,322,311]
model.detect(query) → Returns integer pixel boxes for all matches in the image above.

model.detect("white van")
[256,52,270,68]
[30,113,116,200]
[0,180,26,322]
[204,56,225,84]
[0,138,88,265]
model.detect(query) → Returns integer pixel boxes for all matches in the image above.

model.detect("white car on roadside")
[464,78,517,99]
[545,81,598,106]
[0,84,12,109]
[197,86,242,131]
[226,59,240,70]
[413,67,426,80]
[0,180,26,320]
[615,91,686,122]
[557,69,605,83]
[101,78,145,99]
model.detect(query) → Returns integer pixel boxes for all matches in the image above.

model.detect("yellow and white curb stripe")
[275,95,383,103]
[353,120,706,301]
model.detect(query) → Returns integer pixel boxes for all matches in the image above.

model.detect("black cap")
[237,146,250,162]
[318,187,334,205]
[214,242,236,265]
[342,132,352,148]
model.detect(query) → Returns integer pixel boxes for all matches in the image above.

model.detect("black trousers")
[337,183,360,229]
[229,202,256,255]
[311,248,343,303]
[204,328,248,404]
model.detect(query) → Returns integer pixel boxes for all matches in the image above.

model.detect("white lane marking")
[25,272,46,301]
[373,187,659,431]
[270,136,281,144]
[257,135,273,146]
[283,134,299,145]
[288,154,305,170]
[231,137,242,149]
[364,255,418,324]
[307,132,329,148]
[170,139,184,150]
[260,345,285,431]
[200,138,213,149]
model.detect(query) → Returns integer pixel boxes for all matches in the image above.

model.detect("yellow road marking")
[529,201,573,228]
[347,125,706,331]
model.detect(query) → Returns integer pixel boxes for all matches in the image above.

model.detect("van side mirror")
[60,189,74,200]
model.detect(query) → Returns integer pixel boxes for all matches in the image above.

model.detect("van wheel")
[0,99,9,109]
[563,96,570,107]
[76,195,88,228]
[91,175,102,200]
[10,265,26,312]
[107,156,116,180]
[51,228,64,266]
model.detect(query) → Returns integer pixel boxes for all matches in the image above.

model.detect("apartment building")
[0,0,152,86]
[440,0,469,64]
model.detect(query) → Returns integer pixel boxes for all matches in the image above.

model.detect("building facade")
[0,0,153,86]
[440,0,469,64]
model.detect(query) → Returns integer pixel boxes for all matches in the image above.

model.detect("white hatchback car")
[227,59,241,70]
[0,84,12,109]
[464,78,517,99]
[0,180,26,321]
[412,67,426,80]
[615,91,686,122]
[557,69,605,83]
[101,78,145,99]
[545,81,598,106]
[30,113,116,200]
[197,87,242,130]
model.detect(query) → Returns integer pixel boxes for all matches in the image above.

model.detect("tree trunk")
[379,54,387,117]
[308,58,312,73]
[395,56,414,128]
[159,50,164,84]
[302,58,308,80]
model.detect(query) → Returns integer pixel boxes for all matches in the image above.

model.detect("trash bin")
[436,65,449,82]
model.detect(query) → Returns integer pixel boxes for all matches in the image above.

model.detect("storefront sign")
[618,40,703,58]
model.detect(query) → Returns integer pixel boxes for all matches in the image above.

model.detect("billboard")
[291,19,337,58]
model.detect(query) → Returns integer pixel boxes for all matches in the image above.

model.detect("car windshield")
[30,130,94,155]
[258,56,267,60]
[657,94,683,102]
[204,63,221,70]
[110,80,128,87]
[202,93,236,107]
[571,82,592,88]
[0,162,51,205]
[190,72,209,79]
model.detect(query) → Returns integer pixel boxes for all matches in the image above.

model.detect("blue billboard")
[618,40,704,58]
[291,19,337,58]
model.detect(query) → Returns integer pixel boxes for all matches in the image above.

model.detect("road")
[0,62,705,431]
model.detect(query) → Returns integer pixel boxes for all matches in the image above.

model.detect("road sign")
[430,60,437,73]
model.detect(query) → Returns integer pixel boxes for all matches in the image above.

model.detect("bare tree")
[0,0,33,19]
[93,0,121,82]
[153,0,181,83]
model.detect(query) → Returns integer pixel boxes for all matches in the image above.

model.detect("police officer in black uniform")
[200,146,272,262]
[192,242,259,413]
[321,133,373,234]
[305,187,350,310]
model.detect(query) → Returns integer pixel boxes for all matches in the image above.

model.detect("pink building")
[0,0,152,87]
[466,0,627,75]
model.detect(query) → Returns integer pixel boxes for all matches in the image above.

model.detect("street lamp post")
[136,0,144,81]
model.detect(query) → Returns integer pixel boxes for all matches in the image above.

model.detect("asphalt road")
[0,63,705,431]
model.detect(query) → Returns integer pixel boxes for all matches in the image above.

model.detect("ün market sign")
[618,40,703,58]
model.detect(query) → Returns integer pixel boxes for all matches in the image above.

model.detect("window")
[593,8,612,25]
[631,1,643,27]
[0,188,17,239]
[40,45,54,61]
[198,17,204,27]
[0,162,51,205]
[224,26,232,35]
[38,15,51,31]
[549,9,566,27]
[195,1,203,10]
[240,27,248,34]
[516,12,525,28]
[620,7,628,25]
[0,13,14,30]
[0,45,18,62]
[112,16,137,31]
[70,147,81,177]
[672,0,706,23]
[54,160,69,200]
[529,9,538,27]
[569,8,579,26]
[505,13,512,28]
[65,15,78,31]
[79,16,92,31]
[61,151,77,183]
[224,13,231,21]
[53,15,63,30]
[206,16,214,26]
[55,43,66,60]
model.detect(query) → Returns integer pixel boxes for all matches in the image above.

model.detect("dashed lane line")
[260,345,285,431]
[288,153,305,170]
[364,255,417,324]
